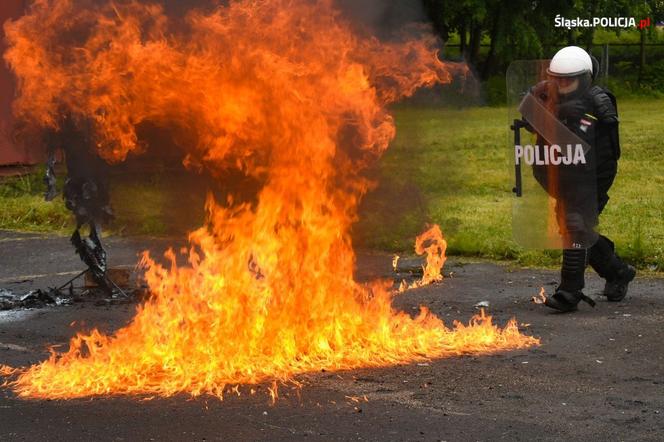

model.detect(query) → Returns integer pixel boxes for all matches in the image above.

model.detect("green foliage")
[427,1,663,102]
[640,59,664,91]
[605,55,664,97]
[423,0,664,82]
[0,168,71,232]
[484,75,506,106]
[594,28,654,44]
[0,167,205,237]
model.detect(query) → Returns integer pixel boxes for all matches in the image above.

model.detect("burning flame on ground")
[398,224,447,292]
[532,287,547,305]
[1,0,539,400]
[416,224,447,285]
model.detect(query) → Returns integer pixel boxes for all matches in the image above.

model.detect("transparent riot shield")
[507,60,598,250]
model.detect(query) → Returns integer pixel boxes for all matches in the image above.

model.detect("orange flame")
[0,365,17,377]
[2,0,538,400]
[532,287,547,305]
[399,224,447,292]
[415,224,447,285]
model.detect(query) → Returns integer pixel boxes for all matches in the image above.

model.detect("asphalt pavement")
[1,230,662,441]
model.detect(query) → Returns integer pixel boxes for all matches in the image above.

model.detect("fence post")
[602,43,609,83]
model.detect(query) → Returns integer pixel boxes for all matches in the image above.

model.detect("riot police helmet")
[547,46,593,96]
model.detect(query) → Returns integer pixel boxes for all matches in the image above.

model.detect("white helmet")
[547,46,593,77]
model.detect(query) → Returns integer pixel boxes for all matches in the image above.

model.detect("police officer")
[531,46,636,312]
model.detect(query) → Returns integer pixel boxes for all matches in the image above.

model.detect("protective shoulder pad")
[588,86,618,123]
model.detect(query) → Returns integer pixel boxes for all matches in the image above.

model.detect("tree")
[422,0,664,84]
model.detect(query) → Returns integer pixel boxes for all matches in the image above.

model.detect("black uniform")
[531,82,633,308]
[585,86,630,290]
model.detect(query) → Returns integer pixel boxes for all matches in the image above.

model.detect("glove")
[557,99,586,122]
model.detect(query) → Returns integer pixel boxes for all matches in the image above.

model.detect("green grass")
[110,181,171,236]
[0,169,72,232]
[355,98,664,271]
[0,168,203,237]
[2,99,662,271]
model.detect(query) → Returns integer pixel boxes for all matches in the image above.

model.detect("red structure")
[0,0,43,167]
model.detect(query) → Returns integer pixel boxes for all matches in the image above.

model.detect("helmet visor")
[549,76,580,94]
[546,67,588,78]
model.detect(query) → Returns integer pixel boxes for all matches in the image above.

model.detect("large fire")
[2,0,538,400]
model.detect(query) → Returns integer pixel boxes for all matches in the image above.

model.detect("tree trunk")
[459,21,467,60]
[567,29,575,46]
[423,1,449,42]
[584,28,595,53]
[481,8,501,80]
[585,0,598,52]
[468,22,482,67]
[638,28,646,86]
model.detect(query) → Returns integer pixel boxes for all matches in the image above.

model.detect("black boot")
[589,235,636,302]
[603,265,636,302]
[545,288,597,312]
[545,289,584,312]
[545,249,595,313]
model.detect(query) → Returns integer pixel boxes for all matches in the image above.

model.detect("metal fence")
[442,42,664,81]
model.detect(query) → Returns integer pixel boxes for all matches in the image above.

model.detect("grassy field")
[355,98,664,270]
[0,171,71,232]
[0,168,207,237]
[1,98,662,270]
